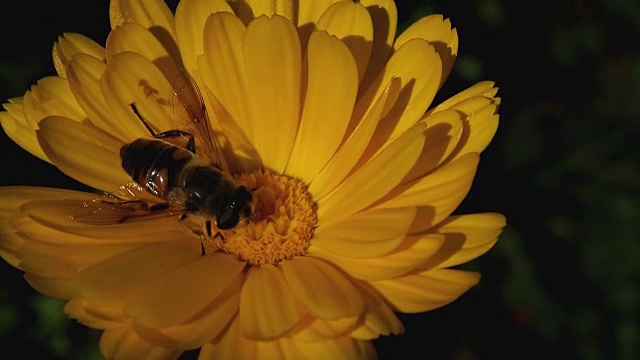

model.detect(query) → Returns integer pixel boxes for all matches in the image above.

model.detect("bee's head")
[216,186,252,230]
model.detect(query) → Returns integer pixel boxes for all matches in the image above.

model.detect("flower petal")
[365,38,442,152]
[308,76,401,199]
[124,252,245,328]
[285,30,358,182]
[200,12,252,144]
[312,207,416,258]
[316,1,373,83]
[99,326,182,360]
[445,96,500,161]
[428,213,505,269]
[296,0,342,45]
[370,268,480,313]
[0,101,49,162]
[109,0,177,41]
[23,76,86,125]
[310,234,444,281]
[101,51,188,141]
[134,274,242,349]
[293,315,360,341]
[174,0,233,73]
[375,152,480,228]
[240,264,306,340]
[243,15,301,173]
[281,257,364,320]
[349,281,403,339]
[358,0,397,90]
[234,0,295,24]
[52,33,105,79]
[36,116,131,192]
[394,15,458,87]
[317,123,425,222]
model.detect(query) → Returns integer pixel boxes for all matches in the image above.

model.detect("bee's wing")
[172,72,227,171]
[71,198,183,225]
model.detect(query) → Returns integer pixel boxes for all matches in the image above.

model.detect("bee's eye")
[216,209,239,230]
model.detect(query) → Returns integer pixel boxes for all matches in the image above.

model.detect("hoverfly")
[75,72,252,255]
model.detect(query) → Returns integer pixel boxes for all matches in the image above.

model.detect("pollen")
[219,169,317,266]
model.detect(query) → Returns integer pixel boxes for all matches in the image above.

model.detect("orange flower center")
[216,169,316,266]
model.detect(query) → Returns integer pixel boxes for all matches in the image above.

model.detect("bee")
[75,73,252,254]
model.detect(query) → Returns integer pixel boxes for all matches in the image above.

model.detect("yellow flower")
[0,0,505,359]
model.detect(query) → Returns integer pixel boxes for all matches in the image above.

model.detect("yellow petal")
[293,315,360,341]
[370,268,480,313]
[394,15,458,87]
[240,264,306,340]
[317,123,425,222]
[310,234,444,281]
[109,0,176,41]
[134,274,242,349]
[311,207,415,258]
[99,326,183,360]
[281,257,364,320]
[401,109,463,184]
[102,51,198,142]
[66,53,141,141]
[308,77,401,199]
[294,336,375,360]
[64,297,126,329]
[358,0,397,90]
[447,98,500,161]
[349,281,403,339]
[285,30,358,182]
[23,76,86,126]
[429,212,505,269]
[316,1,373,83]
[243,15,301,173]
[234,0,295,24]
[124,252,245,328]
[36,116,132,192]
[24,241,198,301]
[105,22,184,85]
[200,12,252,142]
[375,152,479,227]
[430,80,498,113]
[52,33,106,79]
[365,38,442,152]
[0,102,49,162]
[296,0,343,47]
[174,0,233,73]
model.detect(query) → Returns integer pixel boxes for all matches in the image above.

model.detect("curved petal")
[105,22,185,86]
[234,0,295,24]
[52,32,106,79]
[310,234,444,281]
[293,315,360,341]
[109,0,177,41]
[444,97,500,161]
[296,0,343,47]
[99,326,183,360]
[0,101,49,162]
[174,0,233,74]
[349,281,403,339]
[281,257,364,320]
[67,53,143,141]
[124,252,245,328]
[428,212,505,269]
[317,123,425,222]
[358,0,397,90]
[243,15,301,172]
[101,51,191,141]
[316,1,373,83]
[23,76,86,125]
[394,15,458,87]
[375,152,480,228]
[370,268,480,313]
[308,76,401,199]
[312,207,415,258]
[240,264,306,340]
[36,116,131,192]
[134,272,242,349]
[285,30,358,182]
[200,12,251,142]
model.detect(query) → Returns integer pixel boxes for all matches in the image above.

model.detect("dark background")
[1,1,639,359]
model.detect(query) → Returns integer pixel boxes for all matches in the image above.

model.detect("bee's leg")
[178,213,207,256]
